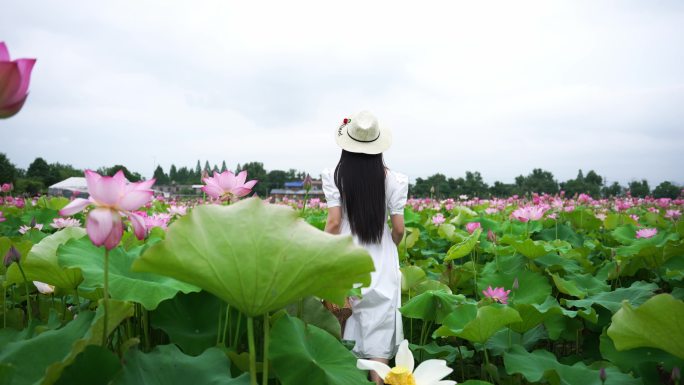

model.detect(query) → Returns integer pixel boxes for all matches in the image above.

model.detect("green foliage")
[269,315,373,385]
[607,294,684,359]
[150,291,221,355]
[0,153,19,184]
[652,181,681,199]
[0,300,133,385]
[627,179,650,198]
[58,237,201,310]
[112,344,249,385]
[132,198,374,317]
[237,162,268,196]
[504,345,643,385]
[514,168,559,195]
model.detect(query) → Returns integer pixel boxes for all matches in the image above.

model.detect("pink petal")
[201,185,223,199]
[118,190,154,211]
[86,208,116,247]
[87,171,125,206]
[0,93,28,118]
[6,58,35,105]
[0,42,9,61]
[128,212,147,240]
[235,170,247,185]
[242,179,258,189]
[217,171,237,190]
[0,62,20,103]
[104,215,123,250]
[59,198,92,216]
[231,187,253,197]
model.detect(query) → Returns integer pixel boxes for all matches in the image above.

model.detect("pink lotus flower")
[59,170,155,250]
[635,228,657,239]
[167,205,188,217]
[0,42,36,119]
[1,183,12,192]
[484,207,499,215]
[0,211,5,223]
[665,209,681,220]
[143,212,171,231]
[201,170,257,201]
[51,217,81,229]
[482,286,511,304]
[19,223,43,234]
[630,214,639,222]
[33,281,55,294]
[432,213,445,226]
[466,222,481,234]
[510,206,547,222]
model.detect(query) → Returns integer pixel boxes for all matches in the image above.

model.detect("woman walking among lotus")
[322,110,408,385]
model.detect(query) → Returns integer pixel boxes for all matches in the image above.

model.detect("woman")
[321,110,408,385]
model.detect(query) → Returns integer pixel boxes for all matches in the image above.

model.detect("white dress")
[321,167,409,359]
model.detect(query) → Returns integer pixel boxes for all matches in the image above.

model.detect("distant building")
[269,179,324,200]
[48,177,88,198]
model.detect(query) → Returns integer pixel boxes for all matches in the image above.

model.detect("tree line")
[0,153,680,199]
[410,168,681,199]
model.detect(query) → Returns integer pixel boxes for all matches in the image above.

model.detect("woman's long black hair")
[334,150,386,244]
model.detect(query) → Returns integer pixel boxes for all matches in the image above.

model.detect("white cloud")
[1,0,683,187]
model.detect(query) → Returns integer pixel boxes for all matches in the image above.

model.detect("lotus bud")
[512,277,519,290]
[29,216,37,227]
[487,229,497,243]
[672,367,680,382]
[599,367,607,383]
[3,245,21,267]
[303,174,313,191]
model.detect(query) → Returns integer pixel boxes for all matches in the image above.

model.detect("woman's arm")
[390,214,405,246]
[324,207,342,234]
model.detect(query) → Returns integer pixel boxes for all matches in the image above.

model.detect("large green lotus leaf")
[5,228,86,289]
[0,300,133,385]
[534,253,582,274]
[285,296,342,339]
[58,237,200,310]
[479,261,551,305]
[54,345,121,385]
[445,228,482,261]
[132,199,374,317]
[150,290,221,356]
[432,303,477,338]
[435,304,521,344]
[564,281,658,313]
[611,225,638,245]
[607,294,684,359]
[400,265,426,292]
[414,279,452,295]
[269,314,373,385]
[437,223,459,242]
[409,341,474,363]
[599,332,683,384]
[486,324,547,355]
[458,305,522,344]
[510,296,589,333]
[537,223,584,248]
[512,239,553,259]
[550,272,609,299]
[504,345,642,385]
[112,344,249,385]
[399,290,467,323]
[566,209,603,232]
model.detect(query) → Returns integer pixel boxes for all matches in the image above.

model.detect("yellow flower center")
[384,366,416,385]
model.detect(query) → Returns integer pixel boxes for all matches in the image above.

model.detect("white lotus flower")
[33,281,55,294]
[357,340,456,385]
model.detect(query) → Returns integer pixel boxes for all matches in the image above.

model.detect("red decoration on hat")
[343,118,349,124]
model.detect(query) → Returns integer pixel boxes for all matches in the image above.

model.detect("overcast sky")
[1,1,683,186]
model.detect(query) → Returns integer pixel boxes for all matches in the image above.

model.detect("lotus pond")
[0,188,683,385]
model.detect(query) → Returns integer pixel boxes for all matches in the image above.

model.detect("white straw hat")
[335,110,392,155]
